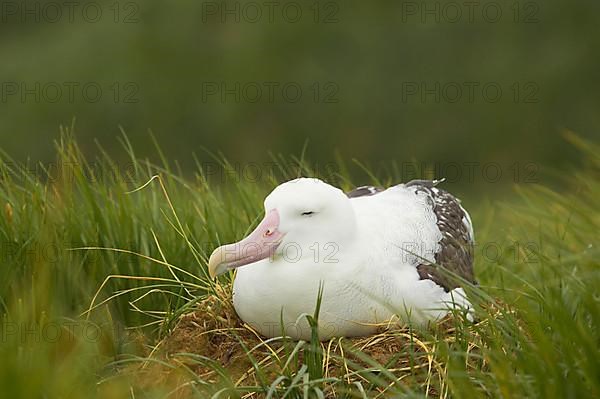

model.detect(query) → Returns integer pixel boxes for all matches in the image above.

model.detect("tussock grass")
[0,127,598,398]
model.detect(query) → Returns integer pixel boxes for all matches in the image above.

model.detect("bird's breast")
[232,258,389,339]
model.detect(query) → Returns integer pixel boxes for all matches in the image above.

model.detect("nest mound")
[155,288,460,386]
[130,284,491,396]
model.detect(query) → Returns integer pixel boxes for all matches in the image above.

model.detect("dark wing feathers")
[346,185,384,198]
[348,180,476,292]
[406,180,476,292]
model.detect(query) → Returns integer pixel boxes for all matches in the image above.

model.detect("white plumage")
[209,178,475,340]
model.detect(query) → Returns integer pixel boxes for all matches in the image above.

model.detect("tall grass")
[0,127,598,398]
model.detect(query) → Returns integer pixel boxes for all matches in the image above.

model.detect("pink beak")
[208,209,284,278]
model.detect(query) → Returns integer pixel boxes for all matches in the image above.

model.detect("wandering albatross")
[208,178,476,340]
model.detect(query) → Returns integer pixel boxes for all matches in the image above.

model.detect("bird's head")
[208,178,356,278]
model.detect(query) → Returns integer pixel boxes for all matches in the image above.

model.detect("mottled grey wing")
[404,180,476,292]
[346,185,384,198]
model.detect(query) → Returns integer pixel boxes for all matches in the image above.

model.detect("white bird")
[208,178,476,340]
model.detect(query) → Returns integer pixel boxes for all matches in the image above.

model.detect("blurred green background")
[0,0,598,186]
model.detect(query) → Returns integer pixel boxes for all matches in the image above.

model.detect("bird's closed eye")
[301,211,315,216]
